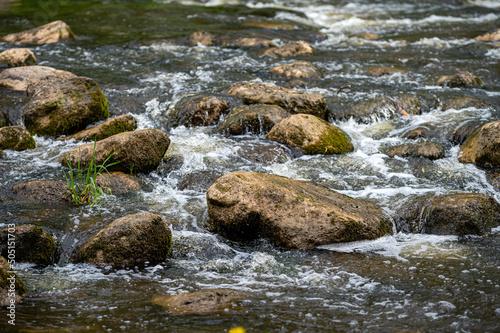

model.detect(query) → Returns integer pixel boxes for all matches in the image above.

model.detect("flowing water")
[1,0,500,332]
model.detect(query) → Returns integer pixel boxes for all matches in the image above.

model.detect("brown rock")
[0,126,36,151]
[153,289,248,315]
[227,82,326,118]
[0,65,76,91]
[241,21,295,30]
[216,104,291,136]
[177,170,223,192]
[23,76,109,137]
[441,96,491,111]
[458,120,500,169]
[236,141,292,165]
[77,212,172,268]
[61,129,170,174]
[486,171,500,191]
[11,180,72,204]
[402,126,435,140]
[0,225,56,266]
[437,71,483,88]
[0,256,28,306]
[266,114,354,156]
[57,114,137,142]
[207,171,392,249]
[366,66,408,76]
[95,171,141,195]
[235,38,276,48]
[188,31,215,46]
[264,41,314,57]
[0,20,76,45]
[474,28,500,42]
[0,48,37,67]
[395,193,500,235]
[269,61,323,79]
[383,142,445,160]
[446,120,483,145]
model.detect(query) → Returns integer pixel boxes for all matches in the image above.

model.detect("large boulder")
[0,65,76,91]
[264,41,314,57]
[77,212,172,268]
[61,129,170,174]
[0,225,56,266]
[266,114,354,156]
[437,71,483,88]
[11,180,71,204]
[383,142,445,160]
[207,171,392,249]
[95,171,141,195]
[0,126,36,151]
[395,193,500,235]
[458,120,500,169]
[0,20,76,45]
[474,28,500,42]
[0,48,37,67]
[227,82,326,118]
[23,76,109,137]
[269,61,323,79]
[153,289,248,315]
[0,256,28,306]
[57,114,137,142]
[166,94,240,128]
[216,104,291,136]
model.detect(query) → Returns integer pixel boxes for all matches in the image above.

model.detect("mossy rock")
[57,114,137,142]
[383,141,446,160]
[0,256,28,306]
[458,120,500,169]
[0,225,56,266]
[266,114,354,156]
[23,76,109,137]
[0,126,36,151]
[77,212,172,268]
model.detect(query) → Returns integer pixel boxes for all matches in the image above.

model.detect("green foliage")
[63,141,119,207]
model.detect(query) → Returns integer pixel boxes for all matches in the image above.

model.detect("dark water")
[0,0,499,332]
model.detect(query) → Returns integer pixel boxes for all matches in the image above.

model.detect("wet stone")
[263,41,314,57]
[57,114,138,142]
[383,142,446,160]
[188,31,215,46]
[0,225,56,266]
[235,38,276,48]
[95,171,141,195]
[0,256,28,306]
[446,120,484,145]
[441,96,491,111]
[236,141,292,165]
[177,170,223,192]
[269,61,323,79]
[0,126,36,151]
[0,65,76,92]
[458,120,500,169]
[0,20,76,45]
[241,21,295,30]
[11,180,72,204]
[402,125,436,140]
[0,48,37,67]
[366,66,408,76]
[437,71,483,88]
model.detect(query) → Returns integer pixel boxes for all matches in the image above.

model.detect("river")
[0,0,499,332]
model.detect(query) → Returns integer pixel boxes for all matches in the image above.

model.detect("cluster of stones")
[1,21,499,314]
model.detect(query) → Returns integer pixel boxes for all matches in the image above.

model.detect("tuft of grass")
[63,140,120,207]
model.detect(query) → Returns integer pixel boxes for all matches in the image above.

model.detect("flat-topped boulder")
[0,48,37,67]
[11,180,72,204]
[207,171,392,249]
[437,71,483,88]
[0,65,76,91]
[269,61,323,79]
[458,120,500,169]
[61,129,170,174]
[216,104,291,136]
[77,212,172,268]
[57,114,137,142]
[266,114,354,156]
[23,76,109,137]
[0,126,36,151]
[395,193,500,235]
[1,20,76,45]
[0,256,28,306]
[264,41,314,57]
[227,82,326,118]
[0,225,56,266]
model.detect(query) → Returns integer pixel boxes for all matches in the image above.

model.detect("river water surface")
[0,0,499,332]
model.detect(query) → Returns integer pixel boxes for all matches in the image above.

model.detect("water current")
[0,0,499,332]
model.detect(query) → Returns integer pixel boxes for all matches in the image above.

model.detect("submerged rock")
[441,96,491,111]
[11,180,71,204]
[0,256,28,306]
[269,61,323,79]
[95,171,141,195]
[153,289,248,315]
[402,125,436,140]
[188,31,215,46]
[227,82,326,118]
[0,126,36,151]
[57,114,137,142]
[383,142,445,160]
[0,20,76,45]
[0,48,37,67]
[366,66,408,76]
[474,28,500,42]
[446,120,483,145]
[77,212,172,268]
[61,129,170,174]
[177,170,223,192]
[395,193,500,235]
[0,65,76,91]
[216,104,291,136]
[266,114,354,156]
[166,94,239,128]
[235,38,276,48]
[236,141,292,165]
[0,225,56,266]
[207,171,392,249]
[437,71,483,88]
[458,120,500,169]
[23,76,109,137]
[264,41,314,57]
